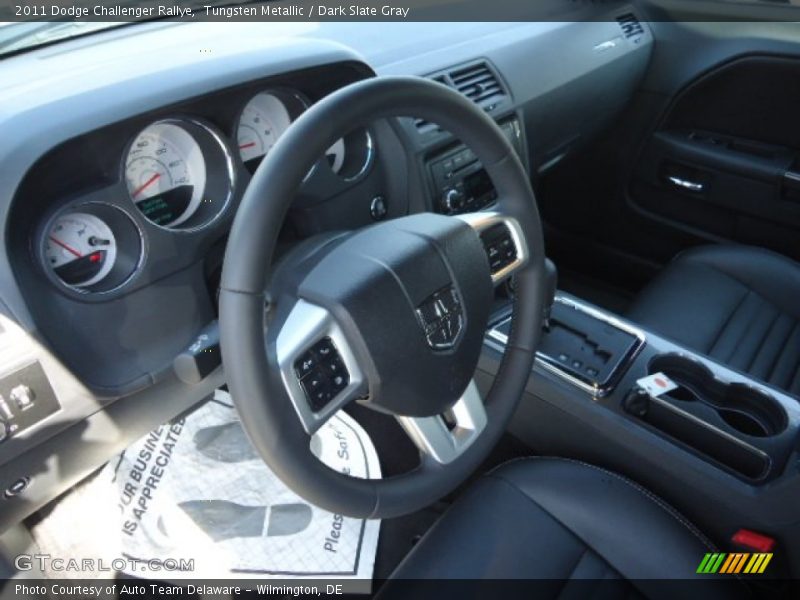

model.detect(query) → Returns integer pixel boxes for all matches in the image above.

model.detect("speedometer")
[125,122,207,228]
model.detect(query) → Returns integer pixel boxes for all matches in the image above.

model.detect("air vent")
[414,62,507,133]
[616,13,644,39]
[450,63,505,105]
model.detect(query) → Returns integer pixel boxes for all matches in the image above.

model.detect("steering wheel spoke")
[276,299,367,435]
[457,210,529,285]
[396,380,487,465]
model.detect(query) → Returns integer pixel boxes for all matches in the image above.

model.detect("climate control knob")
[443,188,465,214]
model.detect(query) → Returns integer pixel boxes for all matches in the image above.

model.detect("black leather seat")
[628,245,800,399]
[383,458,739,598]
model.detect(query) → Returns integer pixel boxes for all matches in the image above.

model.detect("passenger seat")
[628,245,800,399]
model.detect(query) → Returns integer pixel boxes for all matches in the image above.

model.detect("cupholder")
[648,354,788,438]
[717,384,787,438]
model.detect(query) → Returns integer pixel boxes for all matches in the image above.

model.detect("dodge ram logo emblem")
[416,286,463,350]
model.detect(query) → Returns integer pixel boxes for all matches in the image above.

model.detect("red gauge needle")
[239,142,257,150]
[131,173,161,198]
[48,236,82,258]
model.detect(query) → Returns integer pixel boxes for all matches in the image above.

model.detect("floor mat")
[30,390,380,587]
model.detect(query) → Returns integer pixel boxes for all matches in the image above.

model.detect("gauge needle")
[131,173,161,198]
[49,236,82,258]
[239,142,257,150]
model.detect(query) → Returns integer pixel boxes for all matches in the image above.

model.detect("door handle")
[667,176,704,192]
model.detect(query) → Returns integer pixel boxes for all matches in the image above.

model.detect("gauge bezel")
[333,128,376,183]
[122,117,236,234]
[39,202,145,296]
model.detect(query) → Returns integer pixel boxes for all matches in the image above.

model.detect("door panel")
[630,55,800,260]
[540,17,800,288]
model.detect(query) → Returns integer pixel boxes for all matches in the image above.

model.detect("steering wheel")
[219,76,546,519]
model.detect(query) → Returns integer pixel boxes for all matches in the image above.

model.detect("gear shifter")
[543,258,558,331]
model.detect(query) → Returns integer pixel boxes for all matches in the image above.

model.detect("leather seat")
[382,458,740,598]
[628,245,800,399]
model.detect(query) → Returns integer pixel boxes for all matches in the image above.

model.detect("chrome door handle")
[667,176,704,192]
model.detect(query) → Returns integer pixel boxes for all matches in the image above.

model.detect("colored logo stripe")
[697,553,773,574]
[697,553,725,573]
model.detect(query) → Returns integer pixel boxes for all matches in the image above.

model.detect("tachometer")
[235,90,373,182]
[236,92,293,172]
[125,122,207,228]
[45,212,117,288]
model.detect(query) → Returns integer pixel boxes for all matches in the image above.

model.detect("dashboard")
[0,13,652,531]
[7,61,403,394]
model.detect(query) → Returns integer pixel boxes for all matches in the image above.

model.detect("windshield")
[0,21,127,57]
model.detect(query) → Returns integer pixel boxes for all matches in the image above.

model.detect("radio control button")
[443,188,465,213]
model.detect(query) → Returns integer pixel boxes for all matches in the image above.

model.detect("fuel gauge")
[44,212,117,289]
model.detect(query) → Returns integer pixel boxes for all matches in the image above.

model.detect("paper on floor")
[31,389,381,585]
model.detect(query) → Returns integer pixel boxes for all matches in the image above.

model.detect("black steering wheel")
[219,76,546,519]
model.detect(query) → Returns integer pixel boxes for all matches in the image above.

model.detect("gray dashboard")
[0,13,651,530]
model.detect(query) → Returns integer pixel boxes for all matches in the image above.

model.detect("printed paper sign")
[31,390,380,586]
[636,372,678,397]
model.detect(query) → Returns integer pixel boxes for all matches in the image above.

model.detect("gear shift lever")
[543,258,558,331]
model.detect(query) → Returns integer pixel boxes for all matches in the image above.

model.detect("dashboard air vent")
[616,13,645,39]
[414,62,507,133]
[450,62,506,105]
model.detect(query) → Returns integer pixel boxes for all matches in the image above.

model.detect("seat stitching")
[742,305,782,374]
[486,475,636,576]
[707,289,750,356]
[779,323,800,392]
[764,316,797,384]
[684,245,800,304]
[716,293,761,364]
[488,456,717,552]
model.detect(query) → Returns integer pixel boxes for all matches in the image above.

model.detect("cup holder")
[648,354,788,438]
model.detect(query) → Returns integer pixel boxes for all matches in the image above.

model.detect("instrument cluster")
[38,88,375,294]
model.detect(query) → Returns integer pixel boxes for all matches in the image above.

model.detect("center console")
[488,296,799,485]
[490,297,645,397]
[479,289,800,574]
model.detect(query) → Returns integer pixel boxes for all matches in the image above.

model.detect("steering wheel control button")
[329,371,350,395]
[416,286,463,350]
[300,369,329,409]
[323,356,347,378]
[295,337,351,412]
[481,224,518,273]
[312,338,335,360]
[294,351,318,379]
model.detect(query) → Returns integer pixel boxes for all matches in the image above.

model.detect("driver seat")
[382,458,743,598]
